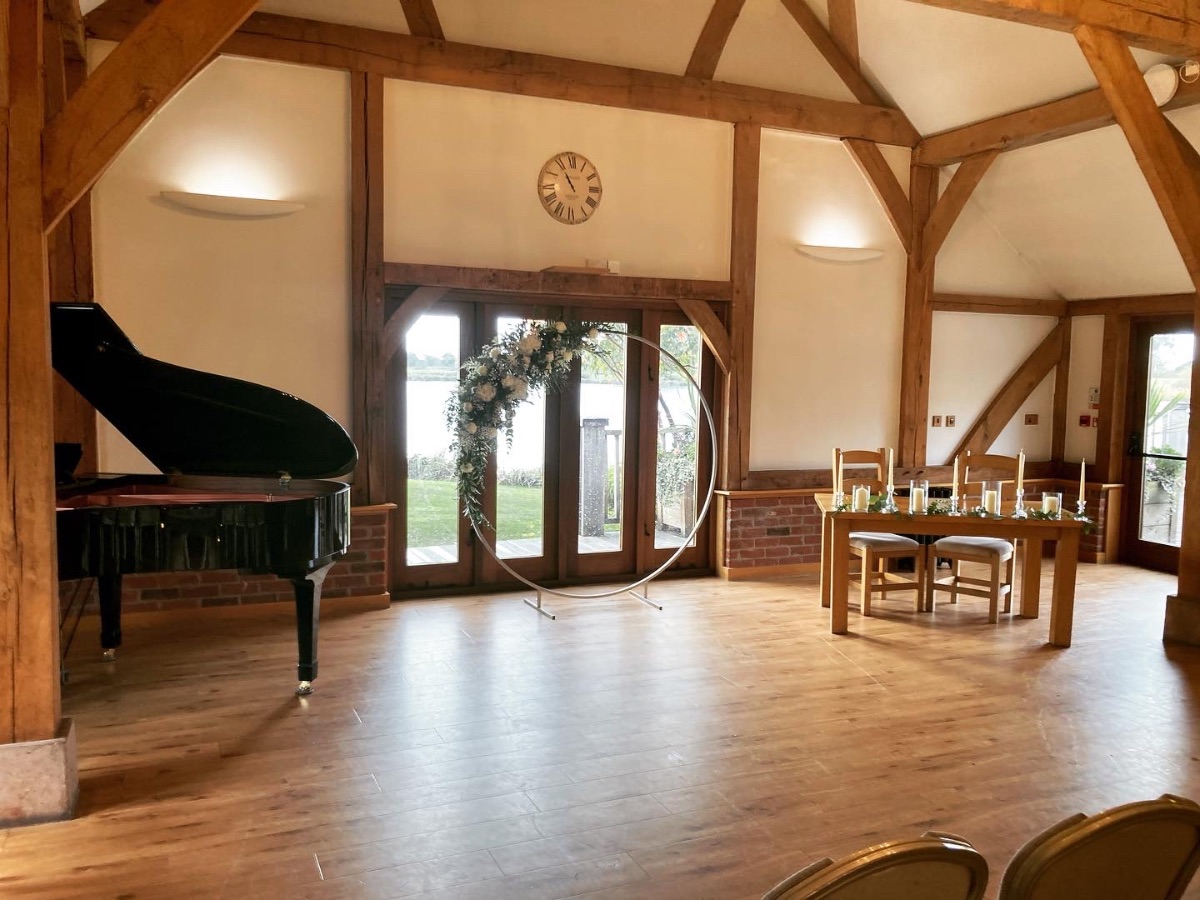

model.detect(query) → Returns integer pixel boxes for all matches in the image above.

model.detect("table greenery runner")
[446,319,606,525]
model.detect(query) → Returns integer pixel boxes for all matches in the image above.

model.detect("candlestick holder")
[1076,498,1087,519]
[881,487,898,513]
[833,489,845,509]
[949,492,963,515]
[1012,487,1027,518]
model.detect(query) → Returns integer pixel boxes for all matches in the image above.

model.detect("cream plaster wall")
[1065,315,1104,466]
[750,130,907,470]
[381,80,732,280]
[91,54,351,473]
[928,313,1059,465]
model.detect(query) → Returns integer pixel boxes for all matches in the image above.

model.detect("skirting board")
[719,562,819,580]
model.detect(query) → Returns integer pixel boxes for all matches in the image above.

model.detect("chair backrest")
[961,450,1021,500]
[836,447,887,493]
[999,794,1200,900]
[762,832,988,900]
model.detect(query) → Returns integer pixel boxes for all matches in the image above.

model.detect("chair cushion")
[932,535,1014,557]
[849,532,920,552]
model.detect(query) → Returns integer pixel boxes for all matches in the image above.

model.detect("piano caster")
[102,648,117,661]
[296,680,314,696]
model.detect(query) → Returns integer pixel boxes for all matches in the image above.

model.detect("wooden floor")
[3,564,1200,899]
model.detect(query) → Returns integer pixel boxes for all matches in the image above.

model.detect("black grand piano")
[51,302,357,695]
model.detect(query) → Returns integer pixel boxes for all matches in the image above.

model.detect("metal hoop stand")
[470,331,719,619]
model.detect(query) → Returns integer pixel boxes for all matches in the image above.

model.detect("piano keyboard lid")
[50,302,358,482]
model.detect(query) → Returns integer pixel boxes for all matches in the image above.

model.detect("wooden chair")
[998,794,1200,899]
[925,451,1018,624]
[761,832,988,899]
[837,448,925,616]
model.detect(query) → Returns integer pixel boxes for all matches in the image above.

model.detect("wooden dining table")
[814,494,1086,647]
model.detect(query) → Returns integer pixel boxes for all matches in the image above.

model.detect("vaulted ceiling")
[81,0,1200,299]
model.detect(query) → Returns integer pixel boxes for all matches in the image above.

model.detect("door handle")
[1127,432,1142,455]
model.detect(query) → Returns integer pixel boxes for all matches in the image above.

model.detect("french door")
[1121,317,1193,572]
[387,292,714,595]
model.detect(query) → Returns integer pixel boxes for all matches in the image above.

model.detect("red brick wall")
[60,506,393,615]
[723,493,822,570]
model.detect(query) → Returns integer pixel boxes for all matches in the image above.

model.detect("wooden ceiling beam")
[919,150,998,269]
[843,139,912,253]
[44,0,258,233]
[1065,292,1196,316]
[686,0,749,81]
[827,0,860,68]
[778,0,886,106]
[948,321,1066,461]
[905,0,1200,56]
[46,0,86,60]
[85,4,919,146]
[933,292,1067,316]
[397,0,443,41]
[917,76,1200,167]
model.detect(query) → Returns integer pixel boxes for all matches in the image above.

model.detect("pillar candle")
[853,486,869,511]
[911,487,926,514]
[984,489,999,515]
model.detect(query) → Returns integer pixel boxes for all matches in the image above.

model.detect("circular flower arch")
[445,321,719,610]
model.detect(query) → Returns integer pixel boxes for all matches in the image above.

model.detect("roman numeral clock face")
[537,152,602,225]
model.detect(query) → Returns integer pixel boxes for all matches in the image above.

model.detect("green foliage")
[1147,445,1186,496]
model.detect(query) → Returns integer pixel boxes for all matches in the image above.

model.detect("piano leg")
[98,574,123,660]
[289,562,332,696]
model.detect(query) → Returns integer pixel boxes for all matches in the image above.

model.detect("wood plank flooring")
[3,564,1200,899]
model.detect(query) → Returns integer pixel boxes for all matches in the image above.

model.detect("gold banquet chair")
[761,832,988,900]
[925,451,1018,624]
[998,794,1200,900]
[837,448,925,616]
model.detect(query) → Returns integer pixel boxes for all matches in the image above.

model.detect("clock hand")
[564,173,577,192]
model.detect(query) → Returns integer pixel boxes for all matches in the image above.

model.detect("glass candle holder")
[909,479,929,514]
[980,481,1002,516]
[851,484,871,512]
[1041,491,1062,518]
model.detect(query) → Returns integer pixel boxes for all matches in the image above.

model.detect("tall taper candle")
[1079,458,1086,502]
[887,448,894,491]
[1017,450,1025,492]
[952,456,959,500]
[832,448,838,494]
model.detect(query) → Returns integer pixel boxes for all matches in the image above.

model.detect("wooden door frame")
[1120,314,1194,571]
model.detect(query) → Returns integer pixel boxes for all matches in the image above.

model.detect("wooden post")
[0,2,78,825]
[350,71,385,506]
[897,164,938,466]
[722,122,759,491]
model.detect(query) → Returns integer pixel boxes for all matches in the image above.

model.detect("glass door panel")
[1123,318,1193,571]
[1136,332,1192,547]
[495,315,547,560]
[404,313,462,567]
[654,323,703,551]
[578,325,628,555]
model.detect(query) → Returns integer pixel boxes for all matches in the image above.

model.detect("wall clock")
[537,151,602,225]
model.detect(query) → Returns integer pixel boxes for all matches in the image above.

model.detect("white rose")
[465,422,478,434]
[555,322,567,333]
[501,375,515,388]
[476,364,489,376]
[475,383,497,401]
[562,350,574,362]
[543,352,554,363]
[511,379,529,400]
[588,328,599,340]
[518,333,541,354]
[484,426,497,438]
[462,401,473,412]
[461,463,474,473]
[489,347,501,359]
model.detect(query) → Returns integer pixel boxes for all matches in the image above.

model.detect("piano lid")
[50,303,358,481]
